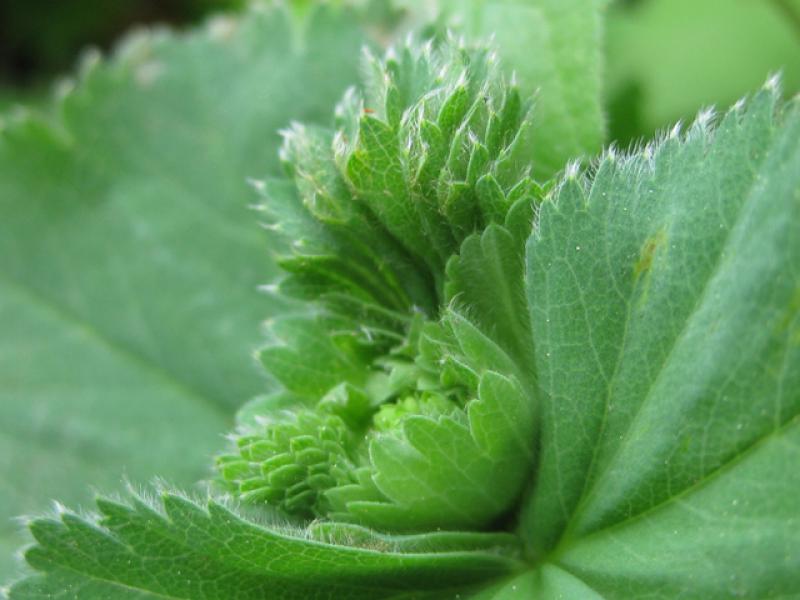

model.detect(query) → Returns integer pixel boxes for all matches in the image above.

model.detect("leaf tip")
[206,15,238,43]
[764,71,782,94]
[564,159,581,180]
[692,107,716,132]
[257,283,281,295]
[668,120,683,140]
[246,176,267,194]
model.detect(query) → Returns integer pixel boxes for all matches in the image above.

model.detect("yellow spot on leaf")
[634,228,668,280]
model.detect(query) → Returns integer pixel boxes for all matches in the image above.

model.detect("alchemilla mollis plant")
[1,2,798,598]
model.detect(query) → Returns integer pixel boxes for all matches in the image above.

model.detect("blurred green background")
[606,0,800,143]
[2,0,799,143]
[0,0,244,91]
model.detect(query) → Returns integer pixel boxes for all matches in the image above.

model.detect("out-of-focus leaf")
[0,5,369,580]
[606,0,800,142]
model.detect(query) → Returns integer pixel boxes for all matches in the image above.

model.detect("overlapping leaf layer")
[217,38,541,533]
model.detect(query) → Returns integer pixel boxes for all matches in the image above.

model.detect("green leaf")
[522,85,800,593]
[258,315,376,401]
[7,491,520,599]
[558,420,800,598]
[406,0,607,178]
[216,38,542,533]
[251,29,568,403]
[444,195,538,382]
[0,5,369,580]
[364,370,534,531]
[8,14,800,599]
[468,566,603,599]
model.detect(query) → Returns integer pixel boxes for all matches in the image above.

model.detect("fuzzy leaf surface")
[8,492,519,599]
[522,87,800,596]
[406,0,606,178]
[221,38,543,533]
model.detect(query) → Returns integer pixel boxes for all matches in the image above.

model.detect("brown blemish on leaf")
[633,228,668,308]
[634,228,668,280]
[775,285,800,344]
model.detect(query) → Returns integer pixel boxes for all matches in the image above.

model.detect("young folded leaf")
[218,37,542,532]
[268,36,537,319]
